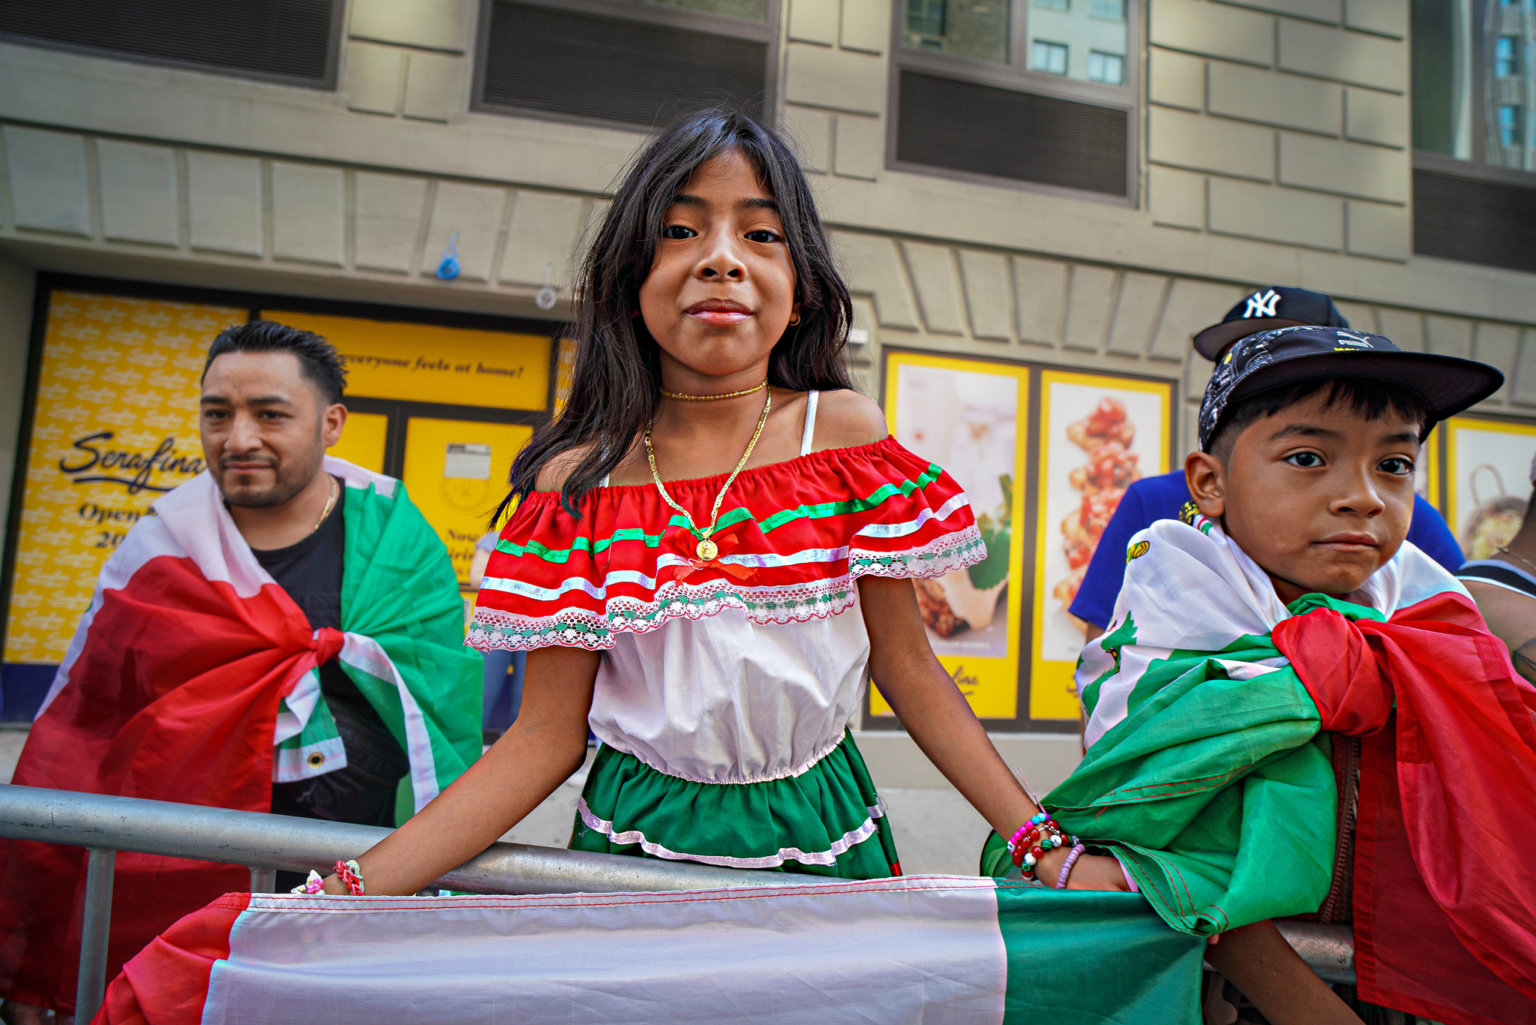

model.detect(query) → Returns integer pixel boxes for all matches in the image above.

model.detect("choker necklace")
[659,380,768,402]
[312,475,338,535]
[1498,546,1536,574]
[645,388,771,562]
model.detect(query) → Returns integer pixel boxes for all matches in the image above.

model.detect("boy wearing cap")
[1068,287,1462,638]
[1040,327,1536,1025]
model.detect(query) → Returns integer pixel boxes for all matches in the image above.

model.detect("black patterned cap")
[1192,286,1350,361]
[1198,325,1503,452]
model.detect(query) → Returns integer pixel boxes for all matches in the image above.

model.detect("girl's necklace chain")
[645,388,772,562]
[660,380,768,402]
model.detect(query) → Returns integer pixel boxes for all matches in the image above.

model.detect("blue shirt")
[1067,470,1465,630]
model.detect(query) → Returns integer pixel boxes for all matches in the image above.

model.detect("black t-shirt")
[251,481,407,825]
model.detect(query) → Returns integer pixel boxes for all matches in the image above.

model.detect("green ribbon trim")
[496,465,946,562]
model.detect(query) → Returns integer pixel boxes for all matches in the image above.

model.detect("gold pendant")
[695,537,718,562]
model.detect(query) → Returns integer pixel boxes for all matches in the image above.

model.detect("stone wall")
[0,0,1533,457]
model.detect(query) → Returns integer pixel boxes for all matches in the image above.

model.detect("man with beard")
[0,321,481,1022]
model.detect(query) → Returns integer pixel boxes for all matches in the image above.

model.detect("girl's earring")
[787,313,801,326]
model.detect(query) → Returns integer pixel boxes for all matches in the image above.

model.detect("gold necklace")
[645,389,771,562]
[311,475,338,535]
[659,380,768,402]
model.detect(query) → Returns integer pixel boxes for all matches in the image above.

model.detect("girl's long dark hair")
[498,107,855,519]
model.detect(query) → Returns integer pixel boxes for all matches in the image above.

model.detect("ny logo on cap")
[1243,289,1280,319]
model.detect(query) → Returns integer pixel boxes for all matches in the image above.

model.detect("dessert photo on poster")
[1036,374,1169,669]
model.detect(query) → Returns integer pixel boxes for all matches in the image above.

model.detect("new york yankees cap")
[1198,325,1503,452]
[1192,286,1350,361]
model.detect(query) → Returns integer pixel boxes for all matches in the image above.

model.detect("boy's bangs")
[1309,377,1434,430]
[1210,376,1433,460]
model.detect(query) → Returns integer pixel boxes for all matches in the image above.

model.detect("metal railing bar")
[0,784,798,894]
[249,867,276,893]
[76,847,115,1024]
[1274,920,1355,984]
[0,784,1358,996]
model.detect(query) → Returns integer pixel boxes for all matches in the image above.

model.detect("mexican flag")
[98,877,1205,1025]
[1042,514,1536,1025]
[0,457,482,1015]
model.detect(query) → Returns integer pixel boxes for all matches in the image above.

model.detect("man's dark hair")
[202,320,347,405]
[1207,376,1434,465]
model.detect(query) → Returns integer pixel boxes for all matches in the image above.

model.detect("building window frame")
[887,0,1141,206]
[1410,0,1535,271]
[1030,39,1069,75]
[0,0,346,89]
[471,0,780,132]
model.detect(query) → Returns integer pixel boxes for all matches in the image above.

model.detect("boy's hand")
[1032,849,1131,891]
[1059,853,1132,891]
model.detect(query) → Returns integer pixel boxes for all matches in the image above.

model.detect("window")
[1411,0,1536,272]
[892,0,1137,199]
[1087,50,1123,84]
[903,0,1008,62]
[1499,105,1524,147]
[476,0,776,129]
[1496,36,1521,76]
[1031,40,1068,75]
[0,0,343,86]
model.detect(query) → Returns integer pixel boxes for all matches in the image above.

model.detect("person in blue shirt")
[1068,286,1464,637]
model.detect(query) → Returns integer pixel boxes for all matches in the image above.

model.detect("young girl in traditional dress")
[317,109,1127,895]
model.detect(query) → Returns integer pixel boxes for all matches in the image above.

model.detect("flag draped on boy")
[0,457,481,1014]
[1042,513,1536,1025]
[97,877,1206,1025]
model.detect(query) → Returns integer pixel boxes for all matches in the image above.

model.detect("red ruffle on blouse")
[468,437,986,651]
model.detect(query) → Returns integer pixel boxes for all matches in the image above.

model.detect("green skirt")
[570,731,901,879]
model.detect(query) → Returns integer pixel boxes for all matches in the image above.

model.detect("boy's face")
[1187,390,1420,604]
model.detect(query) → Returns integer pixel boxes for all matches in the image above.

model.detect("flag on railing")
[0,458,481,1015]
[97,877,1205,1025]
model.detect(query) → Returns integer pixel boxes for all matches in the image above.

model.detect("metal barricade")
[0,783,1354,1022]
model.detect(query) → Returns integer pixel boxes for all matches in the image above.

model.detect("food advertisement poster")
[874,353,1029,721]
[1031,371,1172,721]
[1446,416,1536,562]
[3,291,243,666]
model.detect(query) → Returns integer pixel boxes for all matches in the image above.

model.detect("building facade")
[2,0,1534,787]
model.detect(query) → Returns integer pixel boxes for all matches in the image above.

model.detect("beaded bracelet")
[334,859,366,896]
[1054,842,1087,889]
[1006,811,1068,880]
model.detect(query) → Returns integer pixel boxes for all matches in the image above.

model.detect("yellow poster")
[263,310,551,411]
[1032,370,1172,721]
[874,353,1029,720]
[1418,422,1443,514]
[401,417,533,588]
[4,292,244,665]
[1445,416,1536,561]
[328,411,388,474]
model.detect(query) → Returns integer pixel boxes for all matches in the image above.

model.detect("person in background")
[1457,454,1536,685]
[1069,287,1464,642]
[0,321,482,1022]
[470,529,526,736]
